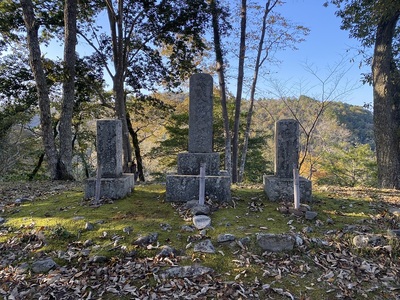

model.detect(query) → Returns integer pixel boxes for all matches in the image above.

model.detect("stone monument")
[165,73,231,202]
[84,119,135,199]
[263,119,312,202]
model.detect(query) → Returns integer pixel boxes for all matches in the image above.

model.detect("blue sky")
[265,0,372,107]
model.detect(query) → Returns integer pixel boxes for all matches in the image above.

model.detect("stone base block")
[177,152,220,175]
[84,174,135,200]
[166,174,231,202]
[263,175,312,202]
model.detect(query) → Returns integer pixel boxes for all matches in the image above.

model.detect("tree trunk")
[58,0,77,180]
[107,0,132,172]
[20,0,58,179]
[232,0,247,183]
[126,114,145,182]
[372,12,400,189]
[210,0,232,177]
[238,1,272,182]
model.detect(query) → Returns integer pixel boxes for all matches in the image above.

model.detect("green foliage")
[317,143,377,187]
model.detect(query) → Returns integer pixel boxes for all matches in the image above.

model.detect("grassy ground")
[0,181,399,299]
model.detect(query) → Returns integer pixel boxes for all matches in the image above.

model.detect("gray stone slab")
[256,233,295,252]
[263,175,312,202]
[165,174,231,202]
[188,73,213,153]
[177,152,220,175]
[97,119,123,178]
[274,119,299,178]
[85,174,134,199]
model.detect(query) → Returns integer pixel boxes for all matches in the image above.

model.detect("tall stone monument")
[263,119,312,202]
[84,119,135,199]
[166,73,231,202]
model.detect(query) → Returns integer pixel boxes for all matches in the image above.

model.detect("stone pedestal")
[166,74,231,203]
[84,119,134,200]
[264,119,312,202]
[263,175,312,202]
[166,174,231,202]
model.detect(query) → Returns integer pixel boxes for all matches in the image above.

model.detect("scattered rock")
[161,265,214,279]
[194,239,215,253]
[288,208,305,216]
[32,258,57,273]
[191,204,210,216]
[123,226,133,234]
[326,218,334,225]
[217,233,236,243]
[256,233,295,252]
[160,223,172,231]
[85,222,94,231]
[91,255,108,263]
[181,225,195,232]
[387,229,400,238]
[15,262,29,275]
[353,234,385,248]
[238,236,251,247]
[83,239,93,247]
[305,211,318,220]
[0,217,5,225]
[156,246,178,258]
[302,226,313,233]
[184,200,199,209]
[72,216,85,221]
[133,233,158,247]
[193,215,211,230]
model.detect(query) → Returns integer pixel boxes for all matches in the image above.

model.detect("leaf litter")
[0,182,400,299]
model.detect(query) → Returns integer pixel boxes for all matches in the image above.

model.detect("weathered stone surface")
[0,217,5,224]
[84,119,134,200]
[264,175,312,202]
[16,262,29,275]
[353,234,385,248]
[85,222,94,231]
[184,200,199,209]
[91,255,108,263]
[32,258,57,273]
[191,204,210,216]
[305,211,318,220]
[256,233,295,252]
[160,223,172,231]
[85,174,134,199]
[194,239,215,253]
[274,119,299,178]
[188,73,214,153]
[161,265,214,279]
[133,233,158,247]
[166,174,231,202]
[97,119,123,178]
[193,215,211,230]
[165,73,231,203]
[156,246,178,258]
[177,153,221,175]
[217,233,236,243]
[181,225,196,232]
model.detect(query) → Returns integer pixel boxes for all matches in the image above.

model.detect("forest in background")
[0,0,398,188]
[0,90,376,188]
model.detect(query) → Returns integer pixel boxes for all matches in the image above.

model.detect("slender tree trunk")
[20,0,58,179]
[232,0,247,183]
[58,0,77,180]
[238,1,271,182]
[372,12,400,189]
[107,0,132,172]
[126,115,145,182]
[210,0,232,177]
